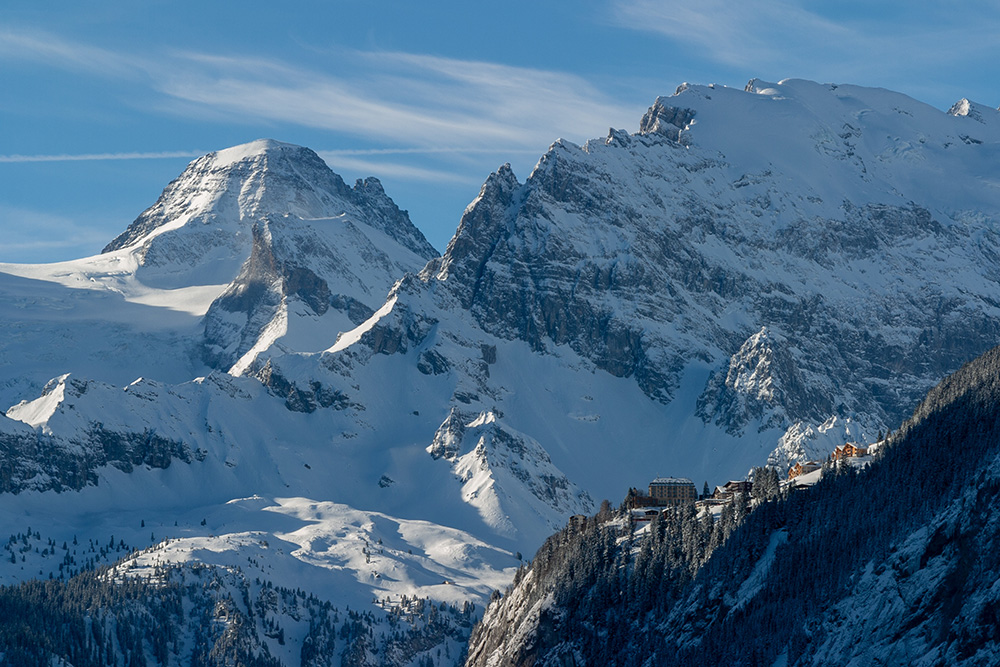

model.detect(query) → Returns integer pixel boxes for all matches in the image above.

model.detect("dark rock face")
[252,360,352,414]
[201,219,343,370]
[329,295,375,326]
[0,422,196,494]
[638,98,696,142]
[426,408,465,461]
[202,223,287,370]
[417,349,450,375]
[351,176,438,260]
[418,88,1000,439]
[0,376,203,494]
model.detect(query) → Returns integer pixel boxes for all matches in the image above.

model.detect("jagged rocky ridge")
[261,78,1000,488]
[0,558,478,667]
[8,78,1000,540]
[467,342,1000,666]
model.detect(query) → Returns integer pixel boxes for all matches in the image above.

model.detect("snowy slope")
[0,139,437,407]
[0,252,218,410]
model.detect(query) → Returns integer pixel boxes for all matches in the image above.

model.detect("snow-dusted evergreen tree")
[751,466,780,502]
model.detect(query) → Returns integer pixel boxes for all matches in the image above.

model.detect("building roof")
[649,477,694,485]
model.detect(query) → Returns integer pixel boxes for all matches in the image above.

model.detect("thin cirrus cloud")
[158,50,639,149]
[0,151,205,163]
[612,0,855,68]
[0,29,139,78]
[610,0,1000,87]
[1,28,641,153]
[316,152,482,186]
[0,205,109,256]
[0,146,540,184]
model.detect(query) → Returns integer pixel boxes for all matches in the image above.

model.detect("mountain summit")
[103,138,436,287]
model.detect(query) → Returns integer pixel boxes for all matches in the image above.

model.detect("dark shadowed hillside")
[468,344,1000,666]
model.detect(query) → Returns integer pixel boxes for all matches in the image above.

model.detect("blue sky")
[2,0,999,262]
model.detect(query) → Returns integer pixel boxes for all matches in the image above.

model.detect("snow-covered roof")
[649,477,694,485]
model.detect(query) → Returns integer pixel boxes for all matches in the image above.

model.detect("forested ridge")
[0,564,280,667]
[0,558,478,666]
[468,344,1000,666]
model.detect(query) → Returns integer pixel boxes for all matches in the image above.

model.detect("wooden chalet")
[832,443,869,461]
[713,480,752,501]
[788,461,822,479]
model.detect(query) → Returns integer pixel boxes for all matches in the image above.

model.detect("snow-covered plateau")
[3,79,1000,664]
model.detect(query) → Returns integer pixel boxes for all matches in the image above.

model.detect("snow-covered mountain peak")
[0,139,437,406]
[429,163,522,285]
[946,97,1000,124]
[327,77,1000,491]
[207,138,307,169]
[103,138,350,253]
[5,373,75,429]
[100,139,435,291]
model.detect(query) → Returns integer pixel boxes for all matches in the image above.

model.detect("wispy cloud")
[0,29,140,77]
[0,205,110,262]
[316,153,481,185]
[0,147,538,185]
[317,147,543,182]
[0,28,642,152]
[317,147,543,158]
[611,0,1000,98]
[0,150,204,163]
[612,0,853,68]
[158,49,639,149]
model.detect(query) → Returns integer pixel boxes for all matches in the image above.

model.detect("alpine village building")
[627,477,699,508]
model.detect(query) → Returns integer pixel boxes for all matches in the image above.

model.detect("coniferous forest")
[0,559,478,666]
[467,344,1000,666]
